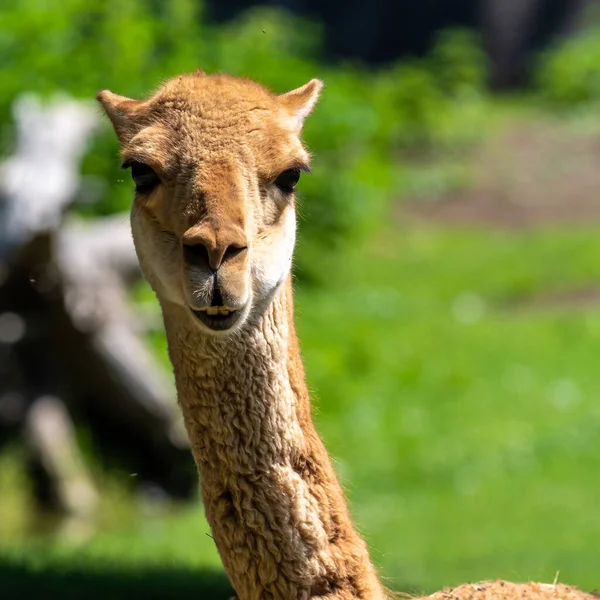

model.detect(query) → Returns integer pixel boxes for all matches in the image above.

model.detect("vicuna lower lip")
[190,307,242,331]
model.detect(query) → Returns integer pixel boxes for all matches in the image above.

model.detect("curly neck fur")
[161,277,385,600]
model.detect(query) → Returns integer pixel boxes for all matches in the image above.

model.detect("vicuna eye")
[127,162,160,193]
[274,168,301,193]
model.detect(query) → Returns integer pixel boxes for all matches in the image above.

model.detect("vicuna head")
[97,72,322,334]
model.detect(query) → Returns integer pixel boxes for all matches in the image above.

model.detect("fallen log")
[0,94,195,527]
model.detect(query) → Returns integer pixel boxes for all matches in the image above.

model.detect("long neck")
[162,278,385,600]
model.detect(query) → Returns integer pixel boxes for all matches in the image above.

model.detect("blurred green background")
[2,0,600,598]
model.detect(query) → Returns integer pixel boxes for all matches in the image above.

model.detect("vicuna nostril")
[183,242,210,267]
[223,245,247,262]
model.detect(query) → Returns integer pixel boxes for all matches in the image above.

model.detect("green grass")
[298,224,600,593]
[3,222,600,596]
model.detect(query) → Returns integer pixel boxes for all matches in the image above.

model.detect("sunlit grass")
[298,223,600,592]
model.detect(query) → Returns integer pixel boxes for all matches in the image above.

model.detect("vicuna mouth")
[190,306,242,331]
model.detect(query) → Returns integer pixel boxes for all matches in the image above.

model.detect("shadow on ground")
[0,558,234,600]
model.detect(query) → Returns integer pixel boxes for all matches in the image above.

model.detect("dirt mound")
[405,117,600,229]
[421,580,598,600]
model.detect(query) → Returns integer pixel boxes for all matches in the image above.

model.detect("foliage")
[536,27,600,107]
[0,0,487,283]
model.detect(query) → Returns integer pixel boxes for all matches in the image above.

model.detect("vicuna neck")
[161,277,385,600]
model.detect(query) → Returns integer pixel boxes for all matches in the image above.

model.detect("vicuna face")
[97,73,322,335]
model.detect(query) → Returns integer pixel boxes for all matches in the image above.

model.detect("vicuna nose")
[182,225,248,271]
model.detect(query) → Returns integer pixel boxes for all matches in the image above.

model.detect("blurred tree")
[481,0,589,87]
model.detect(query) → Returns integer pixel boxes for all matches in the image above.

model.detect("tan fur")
[97,73,593,600]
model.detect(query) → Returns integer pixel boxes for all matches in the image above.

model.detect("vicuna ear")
[96,90,144,143]
[278,79,323,130]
